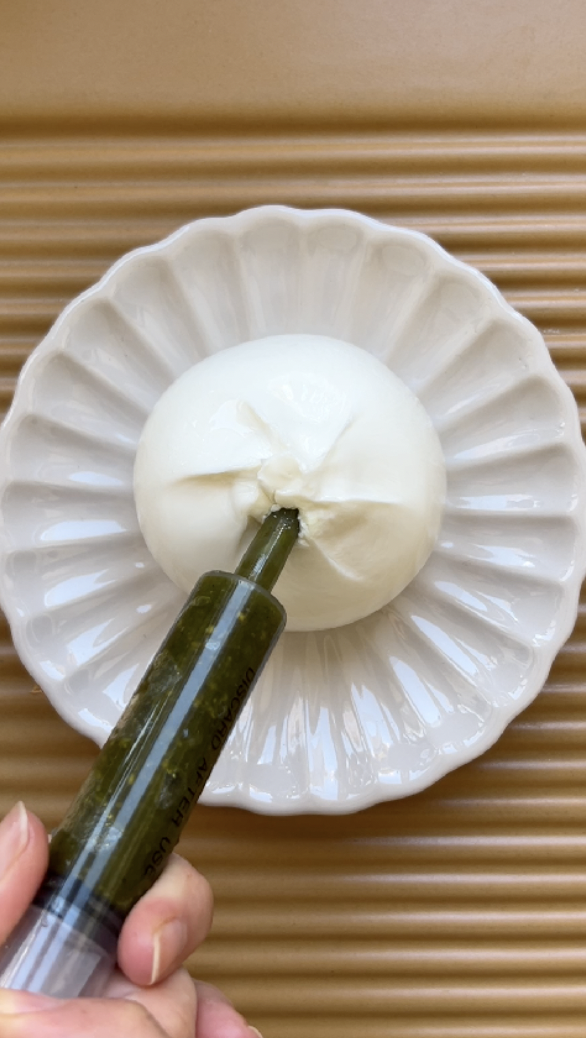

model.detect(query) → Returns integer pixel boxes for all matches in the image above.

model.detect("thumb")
[193,981,263,1038]
[0,989,165,1037]
[0,804,48,945]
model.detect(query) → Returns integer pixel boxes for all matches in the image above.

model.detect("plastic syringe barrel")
[0,508,298,997]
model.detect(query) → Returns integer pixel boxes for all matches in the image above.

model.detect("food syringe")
[0,508,299,998]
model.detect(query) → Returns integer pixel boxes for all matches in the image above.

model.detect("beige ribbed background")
[3,3,586,1036]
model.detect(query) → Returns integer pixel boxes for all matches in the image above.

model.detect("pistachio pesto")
[33,510,299,943]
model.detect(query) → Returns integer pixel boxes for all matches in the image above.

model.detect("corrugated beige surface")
[4,0,586,124]
[1,129,586,1036]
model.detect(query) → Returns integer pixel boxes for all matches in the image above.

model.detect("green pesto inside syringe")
[38,509,299,929]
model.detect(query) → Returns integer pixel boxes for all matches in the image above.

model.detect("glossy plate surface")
[1,206,585,814]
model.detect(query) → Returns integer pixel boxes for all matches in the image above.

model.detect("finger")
[108,972,260,1038]
[0,970,198,1038]
[194,981,263,1038]
[106,971,258,1038]
[0,989,169,1038]
[0,804,48,944]
[125,976,261,1038]
[118,855,213,987]
[107,966,197,1038]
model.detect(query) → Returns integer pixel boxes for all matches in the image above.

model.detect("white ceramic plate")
[1,206,585,814]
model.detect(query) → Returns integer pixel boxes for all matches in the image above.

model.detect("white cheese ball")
[134,335,446,631]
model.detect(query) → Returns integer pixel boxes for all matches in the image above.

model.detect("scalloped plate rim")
[0,205,585,815]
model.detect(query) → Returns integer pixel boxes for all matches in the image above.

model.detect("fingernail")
[0,990,56,1014]
[150,918,188,985]
[248,1028,264,1038]
[0,803,29,878]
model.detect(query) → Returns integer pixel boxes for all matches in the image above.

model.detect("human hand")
[0,802,261,1037]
